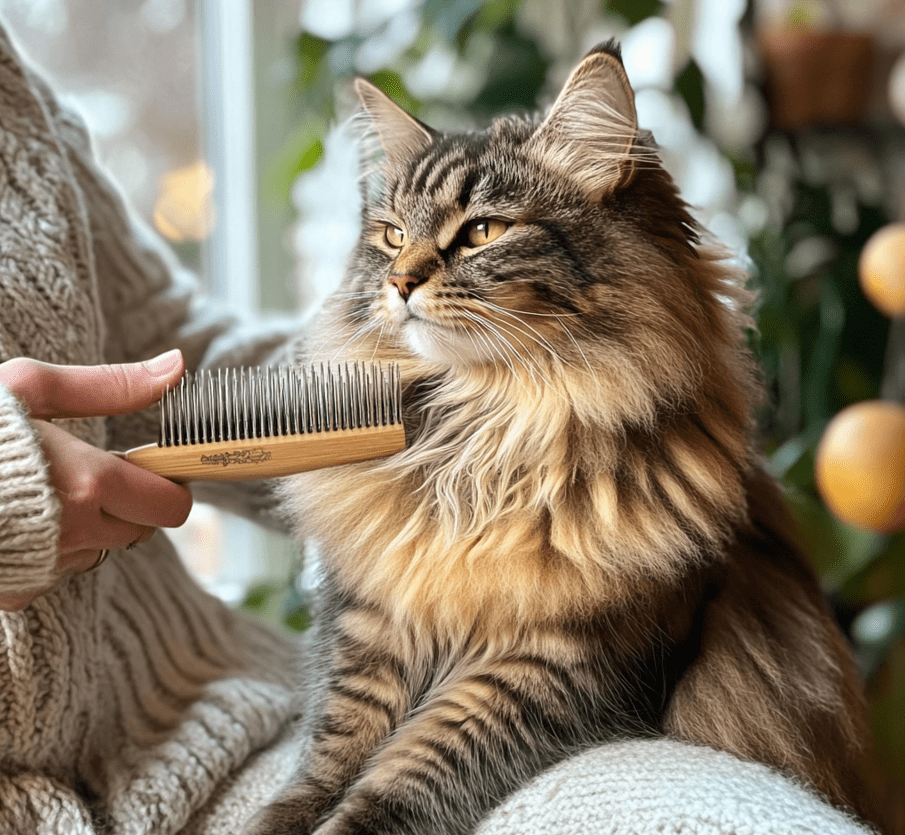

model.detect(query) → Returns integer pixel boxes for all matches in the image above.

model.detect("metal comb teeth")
[158,362,402,447]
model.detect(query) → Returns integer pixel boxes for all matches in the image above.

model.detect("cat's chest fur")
[279,361,746,636]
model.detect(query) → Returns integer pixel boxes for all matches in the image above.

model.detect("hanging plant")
[757,1,875,130]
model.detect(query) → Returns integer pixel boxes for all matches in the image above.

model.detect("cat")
[247,41,876,835]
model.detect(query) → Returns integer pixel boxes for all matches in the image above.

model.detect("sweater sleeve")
[0,387,61,598]
[0,24,101,594]
[17,45,303,529]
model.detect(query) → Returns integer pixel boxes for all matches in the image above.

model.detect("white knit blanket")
[479,738,873,834]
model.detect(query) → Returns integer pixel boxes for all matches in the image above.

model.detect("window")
[0,0,306,603]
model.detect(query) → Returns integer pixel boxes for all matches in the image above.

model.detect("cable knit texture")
[0,386,60,592]
[0,20,876,835]
[0,21,301,834]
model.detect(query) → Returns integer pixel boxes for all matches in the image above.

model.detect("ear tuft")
[585,38,624,65]
[354,78,435,167]
[529,46,639,200]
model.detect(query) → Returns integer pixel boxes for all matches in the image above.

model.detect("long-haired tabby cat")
[249,42,877,835]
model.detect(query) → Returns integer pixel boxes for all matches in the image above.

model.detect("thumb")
[0,350,185,419]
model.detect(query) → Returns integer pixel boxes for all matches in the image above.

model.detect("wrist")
[0,385,62,596]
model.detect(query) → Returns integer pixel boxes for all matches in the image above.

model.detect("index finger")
[0,350,184,419]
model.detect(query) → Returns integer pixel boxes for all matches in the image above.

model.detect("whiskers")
[326,290,387,361]
[478,298,594,376]
[325,281,596,393]
[449,305,565,393]
[457,309,524,380]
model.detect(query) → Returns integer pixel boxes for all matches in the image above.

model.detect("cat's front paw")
[311,795,409,835]
[243,798,317,835]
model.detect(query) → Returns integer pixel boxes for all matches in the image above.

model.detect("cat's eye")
[384,225,406,248]
[464,218,509,248]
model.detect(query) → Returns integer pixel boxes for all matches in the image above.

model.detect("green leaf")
[842,532,905,603]
[285,607,313,632]
[471,0,521,33]
[767,422,825,483]
[730,155,757,192]
[297,138,324,172]
[296,31,333,89]
[835,356,877,405]
[802,273,845,426]
[866,637,905,775]
[283,583,313,632]
[785,489,886,588]
[604,0,663,26]
[674,59,705,131]
[267,126,326,204]
[468,23,548,116]
[240,582,277,613]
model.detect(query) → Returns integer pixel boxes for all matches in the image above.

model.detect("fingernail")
[145,349,182,378]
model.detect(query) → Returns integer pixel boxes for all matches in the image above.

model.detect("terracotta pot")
[758,28,875,130]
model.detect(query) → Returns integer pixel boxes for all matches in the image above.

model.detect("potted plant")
[757,1,875,130]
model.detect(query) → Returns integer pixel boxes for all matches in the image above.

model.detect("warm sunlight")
[153,159,216,242]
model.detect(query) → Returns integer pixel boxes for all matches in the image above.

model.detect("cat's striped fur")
[248,42,877,835]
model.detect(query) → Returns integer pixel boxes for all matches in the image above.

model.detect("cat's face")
[343,43,714,391]
[360,123,594,366]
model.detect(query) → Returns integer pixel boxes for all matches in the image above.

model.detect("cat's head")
[341,42,752,413]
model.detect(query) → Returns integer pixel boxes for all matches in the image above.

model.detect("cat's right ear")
[530,42,639,200]
[354,78,436,167]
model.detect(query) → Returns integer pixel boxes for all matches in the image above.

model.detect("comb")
[123,362,405,481]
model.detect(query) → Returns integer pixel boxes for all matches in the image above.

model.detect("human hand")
[0,350,194,610]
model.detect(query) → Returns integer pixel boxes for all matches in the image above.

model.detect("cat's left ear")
[530,42,638,200]
[354,78,436,167]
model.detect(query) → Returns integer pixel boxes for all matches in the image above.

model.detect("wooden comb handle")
[122,423,406,482]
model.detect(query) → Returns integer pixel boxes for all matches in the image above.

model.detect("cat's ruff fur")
[250,42,876,835]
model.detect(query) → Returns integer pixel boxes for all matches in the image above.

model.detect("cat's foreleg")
[309,658,600,835]
[245,608,413,835]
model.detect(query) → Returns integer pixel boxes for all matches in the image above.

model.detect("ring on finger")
[90,549,110,571]
[126,531,150,550]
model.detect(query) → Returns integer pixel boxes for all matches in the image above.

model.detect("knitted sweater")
[0,21,303,835]
[0,21,874,835]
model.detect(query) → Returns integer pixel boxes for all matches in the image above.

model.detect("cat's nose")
[389,273,424,301]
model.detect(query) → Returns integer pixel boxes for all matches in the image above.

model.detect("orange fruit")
[859,223,905,317]
[816,400,905,533]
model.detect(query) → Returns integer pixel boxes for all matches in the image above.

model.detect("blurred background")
[2,0,904,820]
